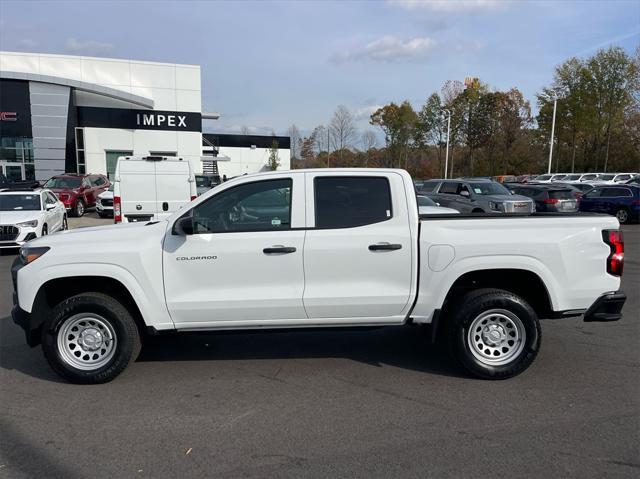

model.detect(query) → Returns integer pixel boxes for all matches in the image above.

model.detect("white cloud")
[387,0,505,13]
[335,35,437,63]
[65,38,113,56]
[354,105,384,120]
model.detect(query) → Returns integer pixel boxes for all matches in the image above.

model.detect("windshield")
[417,195,437,207]
[44,177,82,189]
[551,175,567,180]
[599,174,615,180]
[536,175,553,180]
[469,182,511,196]
[0,194,41,211]
[565,174,582,180]
[581,174,598,181]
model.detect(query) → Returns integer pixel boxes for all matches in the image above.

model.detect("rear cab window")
[314,176,392,229]
[549,190,574,200]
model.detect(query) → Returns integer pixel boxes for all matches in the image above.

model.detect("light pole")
[547,96,557,175]
[443,109,451,179]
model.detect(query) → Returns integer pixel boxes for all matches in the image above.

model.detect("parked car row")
[526,172,638,185]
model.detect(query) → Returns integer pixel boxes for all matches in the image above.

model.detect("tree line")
[289,46,639,178]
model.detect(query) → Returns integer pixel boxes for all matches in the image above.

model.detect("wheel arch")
[34,276,147,336]
[441,268,554,320]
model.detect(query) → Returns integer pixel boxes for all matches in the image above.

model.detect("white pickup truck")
[11,169,627,383]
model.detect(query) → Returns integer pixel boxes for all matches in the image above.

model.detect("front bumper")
[0,228,38,248]
[583,291,626,322]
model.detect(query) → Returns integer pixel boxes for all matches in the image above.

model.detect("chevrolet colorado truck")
[11,169,627,383]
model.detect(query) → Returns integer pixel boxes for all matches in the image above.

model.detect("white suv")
[0,188,67,248]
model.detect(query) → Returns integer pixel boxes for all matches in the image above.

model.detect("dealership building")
[0,51,290,181]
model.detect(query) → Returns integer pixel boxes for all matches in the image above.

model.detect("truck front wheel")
[446,288,541,379]
[41,292,141,384]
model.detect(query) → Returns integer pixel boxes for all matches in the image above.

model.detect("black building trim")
[77,107,202,132]
[203,133,290,149]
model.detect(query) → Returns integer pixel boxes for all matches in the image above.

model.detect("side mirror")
[173,216,194,235]
[460,190,470,198]
[46,204,56,211]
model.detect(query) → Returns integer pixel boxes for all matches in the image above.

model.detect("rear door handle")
[368,243,402,251]
[263,246,297,254]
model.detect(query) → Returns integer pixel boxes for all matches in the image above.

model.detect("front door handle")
[369,243,402,251]
[263,246,297,254]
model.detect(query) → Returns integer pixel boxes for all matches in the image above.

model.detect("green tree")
[267,138,280,170]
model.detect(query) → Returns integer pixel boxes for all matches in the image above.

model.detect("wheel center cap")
[483,325,505,346]
[79,328,102,351]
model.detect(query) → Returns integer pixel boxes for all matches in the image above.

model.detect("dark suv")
[43,173,110,217]
[508,184,578,213]
[579,185,640,224]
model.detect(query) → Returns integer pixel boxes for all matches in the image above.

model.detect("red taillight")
[544,198,559,204]
[632,200,640,206]
[603,230,624,276]
[114,196,122,223]
[190,195,197,201]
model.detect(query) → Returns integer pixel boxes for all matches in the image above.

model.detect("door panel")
[302,173,413,320]
[163,231,306,323]
[163,174,307,325]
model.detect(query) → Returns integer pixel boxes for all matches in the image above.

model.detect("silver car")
[421,179,534,214]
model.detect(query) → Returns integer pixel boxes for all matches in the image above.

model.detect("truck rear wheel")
[446,288,541,379]
[41,292,141,384]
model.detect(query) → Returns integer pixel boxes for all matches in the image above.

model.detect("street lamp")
[443,109,451,179]
[547,96,558,175]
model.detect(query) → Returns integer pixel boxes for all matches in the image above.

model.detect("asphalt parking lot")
[0,215,638,478]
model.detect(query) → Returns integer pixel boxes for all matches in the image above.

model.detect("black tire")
[62,215,68,230]
[97,211,107,218]
[73,199,86,217]
[615,207,629,224]
[445,288,541,380]
[41,224,48,236]
[41,292,142,384]
[471,209,485,214]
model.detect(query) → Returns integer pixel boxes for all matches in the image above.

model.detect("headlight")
[19,246,50,265]
[16,220,38,228]
[489,201,502,211]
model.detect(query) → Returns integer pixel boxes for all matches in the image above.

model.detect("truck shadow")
[137,325,468,379]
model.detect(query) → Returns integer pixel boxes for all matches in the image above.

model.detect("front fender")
[17,262,174,330]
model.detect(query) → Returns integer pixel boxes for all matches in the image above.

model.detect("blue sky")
[1,0,638,139]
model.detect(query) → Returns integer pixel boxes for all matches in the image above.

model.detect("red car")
[43,173,110,217]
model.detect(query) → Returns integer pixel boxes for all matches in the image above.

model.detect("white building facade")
[0,51,289,181]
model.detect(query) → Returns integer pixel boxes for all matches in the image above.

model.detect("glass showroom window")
[0,137,35,180]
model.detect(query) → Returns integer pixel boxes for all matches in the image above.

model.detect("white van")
[113,156,196,223]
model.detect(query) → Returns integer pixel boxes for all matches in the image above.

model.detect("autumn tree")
[370,101,419,169]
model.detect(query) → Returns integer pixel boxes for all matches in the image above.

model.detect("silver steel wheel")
[467,309,526,366]
[616,209,628,223]
[57,313,117,370]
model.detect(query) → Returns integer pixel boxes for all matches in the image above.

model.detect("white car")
[417,195,459,215]
[96,186,114,218]
[0,188,67,248]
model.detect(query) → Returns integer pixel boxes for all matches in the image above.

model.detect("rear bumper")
[583,291,626,322]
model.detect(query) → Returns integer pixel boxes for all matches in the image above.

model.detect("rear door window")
[602,187,632,197]
[439,182,460,195]
[315,176,392,229]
